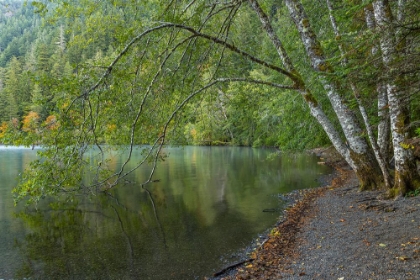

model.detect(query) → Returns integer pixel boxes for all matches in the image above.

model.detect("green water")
[0,146,331,279]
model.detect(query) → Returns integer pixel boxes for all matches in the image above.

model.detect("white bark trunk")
[377,85,391,163]
[301,89,355,169]
[281,0,386,189]
[284,0,369,155]
[364,5,391,165]
[248,0,295,72]
[248,0,354,167]
[353,85,392,188]
[326,0,391,188]
[373,0,417,193]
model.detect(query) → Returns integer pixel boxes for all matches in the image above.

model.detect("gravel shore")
[281,172,420,280]
[218,147,420,280]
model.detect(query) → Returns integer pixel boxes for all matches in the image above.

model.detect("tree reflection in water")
[14,189,255,279]
[8,147,331,279]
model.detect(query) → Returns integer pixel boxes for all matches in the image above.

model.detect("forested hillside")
[0,0,38,66]
[0,2,58,125]
[0,0,419,203]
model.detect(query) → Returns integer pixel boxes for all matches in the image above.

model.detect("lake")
[0,146,331,279]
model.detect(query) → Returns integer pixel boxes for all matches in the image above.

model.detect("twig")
[213,258,255,277]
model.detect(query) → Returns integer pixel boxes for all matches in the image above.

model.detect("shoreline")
[211,147,420,279]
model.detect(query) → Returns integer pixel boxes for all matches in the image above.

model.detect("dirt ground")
[213,147,420,279]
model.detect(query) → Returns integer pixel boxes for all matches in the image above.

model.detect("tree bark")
[373,0,420,195]
[249,0,356,166]
[284,0,384,189]
[326,0,392,188]
[364,5,391,167]
[248,0,355,168]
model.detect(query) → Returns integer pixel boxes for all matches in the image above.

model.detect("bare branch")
[163,23,296,80]
[248,0,296,72]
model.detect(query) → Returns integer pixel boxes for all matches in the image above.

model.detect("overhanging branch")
[74,22,296,104]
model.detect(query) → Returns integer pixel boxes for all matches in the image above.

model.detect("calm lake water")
[0,146,331,279]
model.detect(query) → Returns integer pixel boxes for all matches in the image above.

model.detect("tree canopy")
[0,0,419,204]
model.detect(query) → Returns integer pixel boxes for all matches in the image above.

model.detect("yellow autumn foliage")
[22,111,40,132]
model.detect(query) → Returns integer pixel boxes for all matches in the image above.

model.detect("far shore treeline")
[0,0,419,204]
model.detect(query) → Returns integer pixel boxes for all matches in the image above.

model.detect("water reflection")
[0,146,331,279]
[14,193,256,279]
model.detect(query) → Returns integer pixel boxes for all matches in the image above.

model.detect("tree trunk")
[326,0,392,188]
[373,0,420,195]
[248,0,354,168]
[364,5,391,166]
[284,0,384,190]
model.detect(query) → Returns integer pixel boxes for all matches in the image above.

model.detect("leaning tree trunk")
[364,5,391,166]
[326,0,392,188]
[373,0,420,195]
[284,0,384,190]
[248,0,355,169]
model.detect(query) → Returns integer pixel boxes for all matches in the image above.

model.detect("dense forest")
[0,0,419,203]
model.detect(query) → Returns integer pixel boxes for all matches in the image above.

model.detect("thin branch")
[100,76,293,189]
[214,77,294,89]
[163,23,296,80]
[248,0,296,73]
[69,22,296,107]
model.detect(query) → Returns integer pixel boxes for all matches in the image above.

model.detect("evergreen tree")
[3,57,22,117]
[0,68,7,122]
